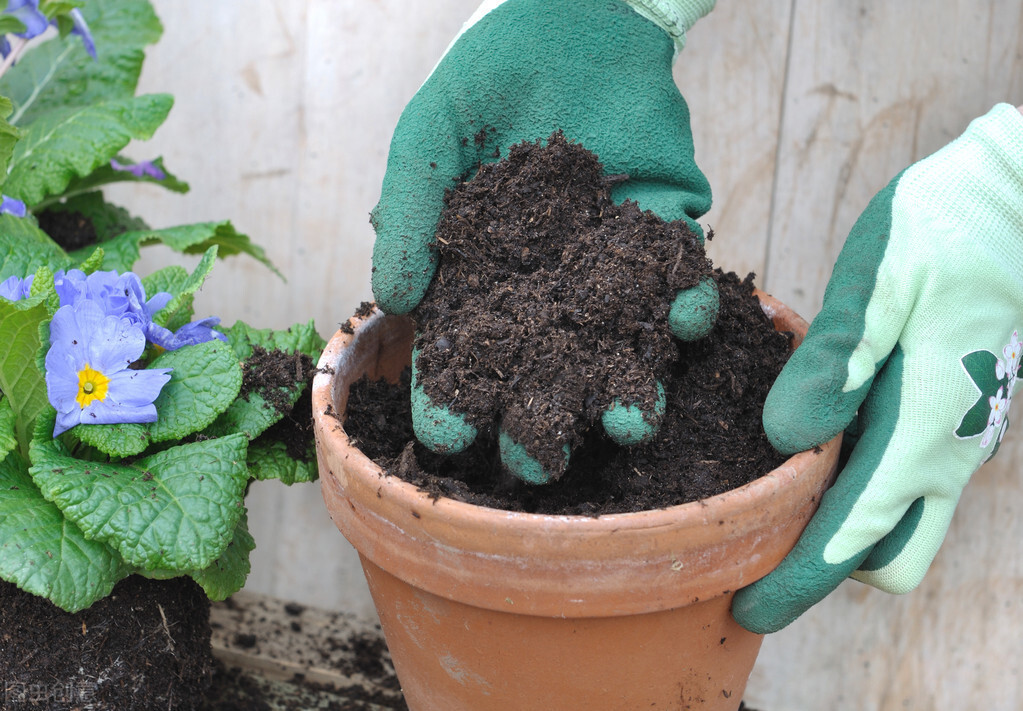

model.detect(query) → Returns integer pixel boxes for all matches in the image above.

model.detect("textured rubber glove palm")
[371,0,718,482]
[732,104,1023,634]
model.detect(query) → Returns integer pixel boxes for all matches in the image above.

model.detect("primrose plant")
[0,0,323,613]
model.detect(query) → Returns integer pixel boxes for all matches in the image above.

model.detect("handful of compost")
[411,132,716,483]
[370,0,719,483]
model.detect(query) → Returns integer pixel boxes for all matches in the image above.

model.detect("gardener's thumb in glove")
[732,103,1023,634]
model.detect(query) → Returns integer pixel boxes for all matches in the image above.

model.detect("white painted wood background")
[106,1,1023,708]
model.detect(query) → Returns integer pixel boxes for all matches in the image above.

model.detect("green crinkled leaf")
[117,220,280,276]
[29,427,250,571]
[205,320,323,442]
[0,213,71,280]
[140,265,193,331]
[68,220,279,276]
[0,96,22,188]
[140,264,188,295]
[147,339,243,442]
[1,0,163,126]
[0,298,50,456]
[42,2,86,20]
[73,421,150,458]
[0,451,128,613]
[27,264,60,314]
[0,16,28,36]
[0,398,17,462]
[205,391,284,442]
[247,439,318,485]
[224,319,326,361]
[189,511,255,600]
[144,246,217,329]
[77,246,106,274]
[5,93,174,207]
[37,155,189,212]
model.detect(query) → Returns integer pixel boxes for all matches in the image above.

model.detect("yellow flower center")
[76,364,110,408]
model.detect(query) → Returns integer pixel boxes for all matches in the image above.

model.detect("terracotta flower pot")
[313,292,840,711]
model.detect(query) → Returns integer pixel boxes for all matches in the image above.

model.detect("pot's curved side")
[312,294,841,711]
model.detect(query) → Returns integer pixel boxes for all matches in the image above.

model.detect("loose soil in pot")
[346,133,794,515]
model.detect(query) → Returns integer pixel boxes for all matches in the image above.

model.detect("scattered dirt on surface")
[240,345,317,461]
[202,594,408,710]
[341,301,378,335]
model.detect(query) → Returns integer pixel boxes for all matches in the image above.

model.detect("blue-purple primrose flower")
[110,158,166,181]
[34,268,229,436]
[0,195,27,217]
[0,1,96,60]
[53,269,227,351]
[45,298,172,436]
[2,0,48,39]
[0,273,31,300]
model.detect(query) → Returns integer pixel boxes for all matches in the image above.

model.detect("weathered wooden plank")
[765,0,1023,318]
[674,1,793,283]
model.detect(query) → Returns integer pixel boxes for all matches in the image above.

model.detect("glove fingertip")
[499,431,569,485]
[410,381,477,454]
[669,277,719,341]
[730,582,795,635]
[602,381,666,446]
[762,358,857,455]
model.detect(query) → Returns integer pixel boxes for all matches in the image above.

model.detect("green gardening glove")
[732,103,1023,634]
[371,0,719,483]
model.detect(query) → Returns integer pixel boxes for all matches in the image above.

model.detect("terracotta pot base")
[362,557,762,709]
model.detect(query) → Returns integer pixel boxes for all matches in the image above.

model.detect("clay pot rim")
[313,291,835,533]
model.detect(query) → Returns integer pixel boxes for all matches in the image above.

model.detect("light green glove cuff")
[623,0,716,53]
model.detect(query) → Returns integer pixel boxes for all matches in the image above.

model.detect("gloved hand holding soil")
[411,132,716,483]
[369,0,720,483]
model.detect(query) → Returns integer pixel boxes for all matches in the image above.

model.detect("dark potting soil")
[346,269,791,515]
[345,132,793,515]
[413,131,713,477]
[240,345,318,462]
[35,207,101,253]
[0,575,214,710]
